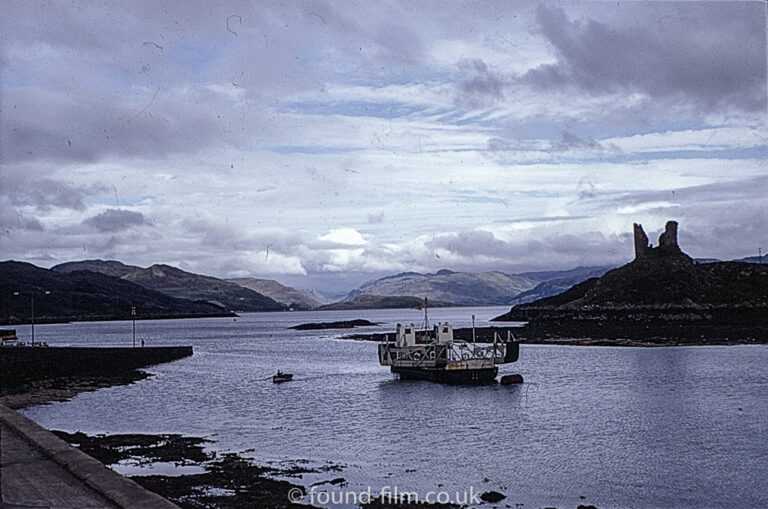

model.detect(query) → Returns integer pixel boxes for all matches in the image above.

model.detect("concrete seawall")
[0,346,193,388]
[0,404,179,508]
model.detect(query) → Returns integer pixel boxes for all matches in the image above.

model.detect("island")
[289,319,379,330]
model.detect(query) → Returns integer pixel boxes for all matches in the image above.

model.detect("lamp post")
[13,290,50,345]
[131,306,137,348]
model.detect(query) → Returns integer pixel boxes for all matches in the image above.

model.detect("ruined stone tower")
[633,223,650,258]
[633,221,680,260]
[658,221,678,251]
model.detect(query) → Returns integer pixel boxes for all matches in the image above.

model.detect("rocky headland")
[493,221,768,344]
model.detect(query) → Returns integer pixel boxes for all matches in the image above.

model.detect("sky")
[1,0,766,293]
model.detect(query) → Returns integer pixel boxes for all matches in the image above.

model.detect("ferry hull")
[391,366,498,385]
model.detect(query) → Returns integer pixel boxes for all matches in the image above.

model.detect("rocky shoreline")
[54,426,510,509]
[51,430,331,509]
[0,371,150,409]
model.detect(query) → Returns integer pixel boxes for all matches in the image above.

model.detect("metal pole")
[132,306,136,347]
[30,293,35,346]
[472,315,476,343]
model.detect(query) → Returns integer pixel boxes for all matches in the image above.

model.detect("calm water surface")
[19,307,768,508]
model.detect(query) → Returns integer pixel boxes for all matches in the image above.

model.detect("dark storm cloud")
[1,173,109,212]
[83,209,150,232]
[554,132,602,152]
[0,1,434,167]
[0,209,44,232]
[181,215,302,251]
[1,86,227,165]
[428,229,511,259]
[523,3,766,111]
[424,227,630,272]
[455,58,506,109]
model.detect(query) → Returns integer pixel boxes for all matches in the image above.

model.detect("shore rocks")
[480,490,506,503]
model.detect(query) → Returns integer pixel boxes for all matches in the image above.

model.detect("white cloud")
[604,127,768,154]
[317,228,369,247]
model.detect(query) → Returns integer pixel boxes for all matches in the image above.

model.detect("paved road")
[1,421,119,508]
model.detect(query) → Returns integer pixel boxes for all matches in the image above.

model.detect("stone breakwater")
[0,346,193,392]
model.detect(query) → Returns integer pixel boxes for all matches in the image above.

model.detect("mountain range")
[509,266,615,305]
[1,261,232,324]
[53,261,285,312]
[345,269,538,306]
[7,229,764,326]
[226,278,321,310]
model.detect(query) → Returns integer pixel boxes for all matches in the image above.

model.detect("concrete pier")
[0,404,178,508]
[0,346,193,390]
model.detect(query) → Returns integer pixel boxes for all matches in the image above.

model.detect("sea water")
[19,307,768,508]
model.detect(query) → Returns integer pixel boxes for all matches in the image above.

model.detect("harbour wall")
[0,403,180,508]
[0,346,193,389]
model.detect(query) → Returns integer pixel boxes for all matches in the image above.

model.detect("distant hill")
[510,266,614,304]
[119,265,285,312]
[733,255,766,264]
[345,269,537,306]
[1,261,232,324]
[53,260,285,312]
[519,265,612,281]
[494,221,768,342]
[52,259,139,278]
[297,288,341,306]
[227,278,320,310]
[317,294,455,311]
[689,256,766,264]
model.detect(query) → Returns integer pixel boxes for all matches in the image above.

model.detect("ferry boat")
[0,329,18,346]
[378,320,520,385]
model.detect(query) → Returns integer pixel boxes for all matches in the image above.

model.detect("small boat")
[272,370,293,383]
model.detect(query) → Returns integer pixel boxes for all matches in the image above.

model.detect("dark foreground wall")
[0,346,193,389]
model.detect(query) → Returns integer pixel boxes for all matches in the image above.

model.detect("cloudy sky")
[1,1,766,292]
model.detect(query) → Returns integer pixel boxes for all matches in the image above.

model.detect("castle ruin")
[633,220,681,259]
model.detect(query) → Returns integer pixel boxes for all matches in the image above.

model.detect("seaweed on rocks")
[53,430,337,509]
